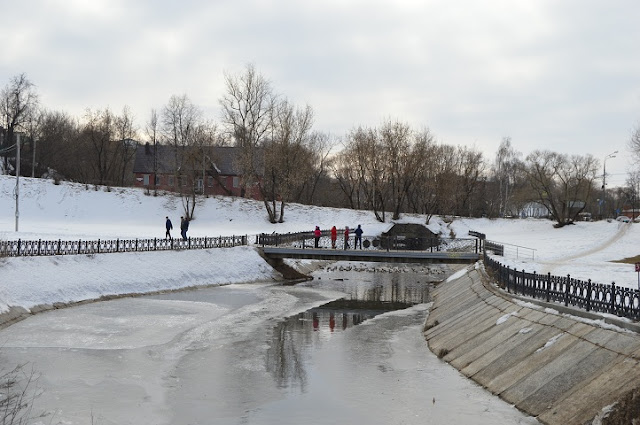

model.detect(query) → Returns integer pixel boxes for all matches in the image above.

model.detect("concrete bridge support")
[425,265,640,425]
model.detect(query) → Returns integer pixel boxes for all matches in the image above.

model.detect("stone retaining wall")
[424,265,640,425]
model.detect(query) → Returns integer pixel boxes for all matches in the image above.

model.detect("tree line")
[1,68,637,227]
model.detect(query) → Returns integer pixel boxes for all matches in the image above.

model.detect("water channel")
[0,261,539,424]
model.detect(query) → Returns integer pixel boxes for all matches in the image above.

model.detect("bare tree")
[525,150,599,227]
[219,63,275,198]
[380,120,413,220]
[161,95,203,219]
[260,100,315,223]
[629,124,640,165]
[80,107,122,185]
[36,110,81,181]
[492,137,523,217]
[0,73,39,174]
[115,106,138,186]
[145,109,160,194]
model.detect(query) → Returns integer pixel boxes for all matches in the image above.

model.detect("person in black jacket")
[165,216,173,240]
[180,216,189,240]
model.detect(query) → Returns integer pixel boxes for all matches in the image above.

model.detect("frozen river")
[0,262,539,424]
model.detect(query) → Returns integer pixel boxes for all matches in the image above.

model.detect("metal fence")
[257,231,482,254]
[0,235,247,257]
[483,251,640,320]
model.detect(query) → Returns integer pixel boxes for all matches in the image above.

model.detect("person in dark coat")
[354,224,363,249]
[314,226,321,248]
[165,216,173,240]
[180,216,189,241]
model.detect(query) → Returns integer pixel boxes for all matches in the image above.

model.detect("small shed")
[379,223,439,250]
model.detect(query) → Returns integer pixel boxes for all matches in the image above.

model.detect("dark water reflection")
[266,263,444,392]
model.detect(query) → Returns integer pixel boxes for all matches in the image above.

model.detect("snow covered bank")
[0,246,281,317]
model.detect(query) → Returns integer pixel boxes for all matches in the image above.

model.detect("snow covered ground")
[0,175,638,315]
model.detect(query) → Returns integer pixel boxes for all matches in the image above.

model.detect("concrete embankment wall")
[424,265,640,425]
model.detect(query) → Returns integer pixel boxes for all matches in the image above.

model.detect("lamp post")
[602,150,618,219]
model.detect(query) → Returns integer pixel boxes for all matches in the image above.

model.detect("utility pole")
[15,134,20,232]
[602,150,618,219]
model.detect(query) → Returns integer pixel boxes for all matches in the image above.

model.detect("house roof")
[133,144,247,176]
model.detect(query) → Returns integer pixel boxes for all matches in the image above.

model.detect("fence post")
[117,239,120,253]
[506,266,511,293]
[58,239,61,255]
[521,269,526,295]
[136,239,138,252]
[189,237,191,249]
[611,282,616,314]
[38,239,41,256]
[564,274,570,307]
[586,279,592,312]
[154,238,157,251]
[78,239,81,254]
[17,239,21,256]
[546,272,551,302]
[98,239,100,254]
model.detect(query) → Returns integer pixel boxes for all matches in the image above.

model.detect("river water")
[0,262,539,424]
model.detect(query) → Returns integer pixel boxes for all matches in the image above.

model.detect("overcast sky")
[2,0,639,186]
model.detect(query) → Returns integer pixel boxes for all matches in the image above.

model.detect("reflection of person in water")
[313,312,319,331]
[342,313,348,330]
[329,313,335,332]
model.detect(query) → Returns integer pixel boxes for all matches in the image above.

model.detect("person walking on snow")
[330,226,337,249]
[344,226,350,250]
[165,216,173,240]
[354,224,363,249]
[314,226,321,248]
[180,216,189,241]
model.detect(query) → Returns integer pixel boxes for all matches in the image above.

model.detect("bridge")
[260,246,480,264]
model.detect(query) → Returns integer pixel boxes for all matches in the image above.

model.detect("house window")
[143,174,150,186]
[233,177,240,188]
[168,175,174,187]
[208,176,214,187]
[196,178,203,192]
[155,175,161,186]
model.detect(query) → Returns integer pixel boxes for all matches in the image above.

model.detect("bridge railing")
[483,250,640,320]
[257,231,481,253]
[0,235,247,257]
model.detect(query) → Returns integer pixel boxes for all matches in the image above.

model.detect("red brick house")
[132,143,262,199]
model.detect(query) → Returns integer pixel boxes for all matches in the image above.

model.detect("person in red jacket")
[344,226,350,250]
[314,226,321,248]
[330,226,337,249]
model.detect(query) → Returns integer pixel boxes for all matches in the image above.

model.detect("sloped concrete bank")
[424,264,640,425]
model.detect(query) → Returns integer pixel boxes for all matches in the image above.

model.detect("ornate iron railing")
[0,235,247,257]
[257,230,481,253]
[483,251,640,321]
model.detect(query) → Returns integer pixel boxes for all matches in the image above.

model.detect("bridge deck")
[261,247,480,264]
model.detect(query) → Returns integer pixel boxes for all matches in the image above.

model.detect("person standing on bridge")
[314,226,321,248]
[330,226,337,249]
[344,226,350,250]
[354,224,363,249]
[165,216,173,240]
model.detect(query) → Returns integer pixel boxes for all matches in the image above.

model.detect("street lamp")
[602,150,618,219]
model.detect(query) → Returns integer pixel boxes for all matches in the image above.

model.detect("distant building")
[520,202,549,218]
[132,144,262,199]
